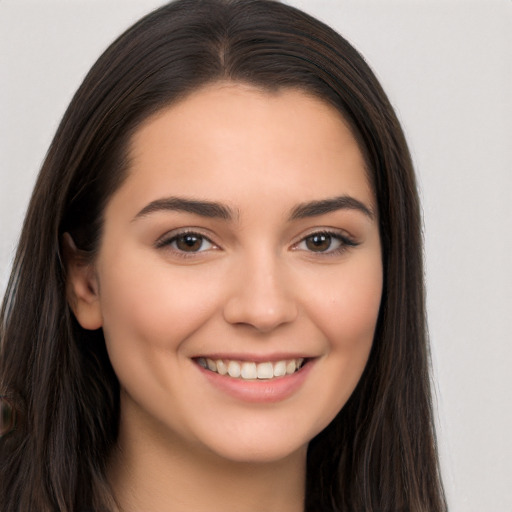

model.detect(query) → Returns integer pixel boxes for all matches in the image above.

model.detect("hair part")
[0,1,446,510]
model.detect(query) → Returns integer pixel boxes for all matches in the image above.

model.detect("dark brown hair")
[0,1,446,510]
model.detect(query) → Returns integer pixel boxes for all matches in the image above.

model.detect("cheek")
[96,255,227,431]
[96,252,223,357]
[299,254,382,430]
[306,255,383,348]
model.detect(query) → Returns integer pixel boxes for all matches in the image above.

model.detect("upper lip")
[192,353,315,363]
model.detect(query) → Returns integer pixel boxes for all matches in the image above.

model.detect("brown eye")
[295,231,357,255]
[159,232,216,253]
[175,234,205,252]
[305,233,334,252]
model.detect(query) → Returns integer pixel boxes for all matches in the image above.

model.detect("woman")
[0,0,446,510]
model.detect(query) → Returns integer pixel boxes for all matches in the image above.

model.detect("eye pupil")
[306,234,331,252]
[176,234,202,252]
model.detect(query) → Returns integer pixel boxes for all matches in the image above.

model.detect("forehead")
[113,82,375,217]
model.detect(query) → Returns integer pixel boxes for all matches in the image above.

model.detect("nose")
[222,253,298,333]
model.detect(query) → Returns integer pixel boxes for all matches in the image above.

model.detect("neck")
[107,408,307,512]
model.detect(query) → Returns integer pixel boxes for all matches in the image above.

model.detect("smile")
[196,357,306,381]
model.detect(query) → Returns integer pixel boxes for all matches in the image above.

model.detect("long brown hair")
[0,1,446,510]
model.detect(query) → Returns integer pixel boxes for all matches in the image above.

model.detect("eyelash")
[156,228,359,259]
[155,229,218,257]
[292,230,359,256]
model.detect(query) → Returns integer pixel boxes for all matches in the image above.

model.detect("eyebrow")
[133,194,374,223]
[133,197,235,221]
[289,195,375,220]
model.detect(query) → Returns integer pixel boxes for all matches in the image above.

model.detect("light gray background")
[1,1,511,510]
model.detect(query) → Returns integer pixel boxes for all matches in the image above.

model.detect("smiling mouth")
[196,357,307,381]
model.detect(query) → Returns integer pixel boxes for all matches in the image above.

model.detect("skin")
[67,82,383,512]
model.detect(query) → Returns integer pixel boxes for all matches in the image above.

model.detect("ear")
[62,233,103,330]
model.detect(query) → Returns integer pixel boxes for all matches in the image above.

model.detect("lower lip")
[196,360,315,403]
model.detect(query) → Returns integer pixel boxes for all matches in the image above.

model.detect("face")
[69,83,382,464]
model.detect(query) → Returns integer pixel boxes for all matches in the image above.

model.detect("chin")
[188,416,324,466]
[207,437,309,466]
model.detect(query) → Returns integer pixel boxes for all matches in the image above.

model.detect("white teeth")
[257,362,274,379]
[273,360,287,377]
[227,360,241,378]
[198,357,306,380]
[241,362,257,379]
[216,359,228,375]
